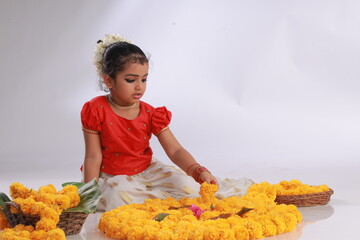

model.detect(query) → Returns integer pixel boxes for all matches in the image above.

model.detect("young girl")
[81,34,253,211]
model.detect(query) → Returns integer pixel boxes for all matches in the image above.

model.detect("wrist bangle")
[192,166,210,184]
[186,163,200,176]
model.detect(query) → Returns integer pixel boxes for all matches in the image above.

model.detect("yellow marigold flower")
[24,225,35,232]
[0,229,30,239]
[285,204,302,222]
[233,225,250,240]
[19,198,37,215]
[283,213,298,233]
[40,207,60,223]
[245,219,263,239]
[65,192,80,208]
[33,202,48,216]
[13,224,26,231]
[271,216,286,234]
[35,218,57,232]
[180,214,197,222]
[318,184,330,191]
[274,179,330,195]
[178,197,193,206]
[10,182,33,199]
[35,192,58,207]
[38,184,57,194]
[199,182,218,203]
[203,225,220,240]
[54,195,70,210]
[199,210,219,220]
[45,228,66,240]
[58,185,77,195]
[30,230,47,240]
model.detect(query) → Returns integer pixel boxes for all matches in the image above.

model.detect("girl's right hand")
[199,171,219,186]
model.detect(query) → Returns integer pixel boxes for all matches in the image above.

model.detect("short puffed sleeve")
[81,101,102,134]
[151,106,172,136]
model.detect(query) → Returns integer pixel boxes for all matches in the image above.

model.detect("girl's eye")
[142,78,147,82]
[125,79,135,83]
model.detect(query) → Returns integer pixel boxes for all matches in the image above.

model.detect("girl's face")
[105,62,149,106]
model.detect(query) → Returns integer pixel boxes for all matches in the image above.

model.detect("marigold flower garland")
[0,182,80,240]
[98,181,309,240]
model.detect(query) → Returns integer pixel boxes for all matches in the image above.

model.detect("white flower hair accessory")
[93,34,132,76]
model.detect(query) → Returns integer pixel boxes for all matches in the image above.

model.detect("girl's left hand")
[199,172,219,186]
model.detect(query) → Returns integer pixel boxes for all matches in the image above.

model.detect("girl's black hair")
[102,42,149,79]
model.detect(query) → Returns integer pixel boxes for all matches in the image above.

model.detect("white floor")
[1,165,359,239]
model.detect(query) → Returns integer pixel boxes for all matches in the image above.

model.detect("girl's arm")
[157,129,218,185]
[83,132,103,183]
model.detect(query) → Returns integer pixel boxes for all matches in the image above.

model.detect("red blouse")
[81,95,171,176]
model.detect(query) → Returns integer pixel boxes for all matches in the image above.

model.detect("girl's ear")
[103,74,113,89]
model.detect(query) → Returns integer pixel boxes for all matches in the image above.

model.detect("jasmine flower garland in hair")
[93,34,132,76]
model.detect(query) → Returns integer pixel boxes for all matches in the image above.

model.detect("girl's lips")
[133,93,142,99]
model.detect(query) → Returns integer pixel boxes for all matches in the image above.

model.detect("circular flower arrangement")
[98,181,312,240]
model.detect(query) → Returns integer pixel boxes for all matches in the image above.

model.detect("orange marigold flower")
[30,230,47,240]
[38,184,57,194]
[199,182,218,203]
[9,182,32,199]
[0,211,10,230]
[58,185,78,195]
[35,218,57,232]
[46,228,66,240]
[40,207,60,223]
[54,195,70,210]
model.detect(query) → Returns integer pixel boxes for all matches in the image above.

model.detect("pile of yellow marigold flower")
[98,181,306,240]
[274,180,330,195]
[0,182,80,240]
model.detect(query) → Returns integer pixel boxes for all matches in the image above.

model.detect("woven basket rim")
[275,188,334,207]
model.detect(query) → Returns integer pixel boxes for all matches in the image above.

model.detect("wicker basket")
[5,202,88,235]
[275,189,334,207]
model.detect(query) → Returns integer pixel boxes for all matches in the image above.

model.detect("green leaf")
[0,192,10,214]
[63,179,101,213]
[153,213,170,222]
[0,192,11,202]
[236,207,253,217]
[0,196,6,211]
[0,195,13,226]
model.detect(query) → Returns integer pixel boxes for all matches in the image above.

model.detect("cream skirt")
[97,158,254,211]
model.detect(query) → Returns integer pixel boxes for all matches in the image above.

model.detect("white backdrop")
[0,0,359,185]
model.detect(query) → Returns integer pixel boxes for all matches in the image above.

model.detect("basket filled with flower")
[0,179,101,238]
[273,180,334,207]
